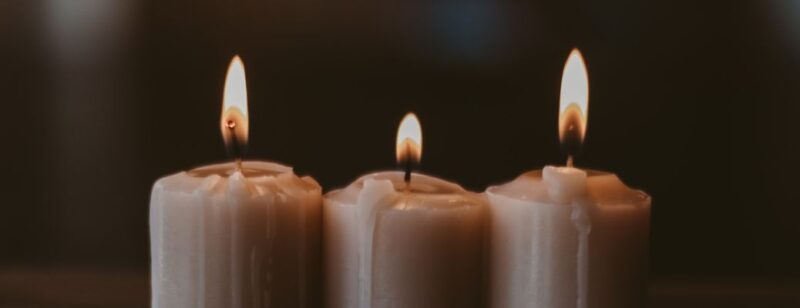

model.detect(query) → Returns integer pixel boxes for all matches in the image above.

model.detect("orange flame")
[396,113,422,165]
[221,55,249,151]
[558,48,589,149]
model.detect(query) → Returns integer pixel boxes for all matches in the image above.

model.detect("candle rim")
[486,168,651,207]
[324,171,485,209]
[187,160,291,178]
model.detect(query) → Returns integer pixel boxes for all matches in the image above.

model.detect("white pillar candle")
[324,172,486,308]
[323,113,487,308]
[150,161,322,308]
[486,48,651,308]
[486,167,650,308]
[149,55,323,307]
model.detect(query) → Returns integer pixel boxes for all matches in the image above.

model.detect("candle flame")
[396,113,422,165]
[558,48,589,155]
[221,55,249,156]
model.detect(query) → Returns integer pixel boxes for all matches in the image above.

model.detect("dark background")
[2,0,800,305]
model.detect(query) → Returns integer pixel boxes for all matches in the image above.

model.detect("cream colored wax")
[487,166,651,308]
[150,161,322,308]
[324,171,487,308]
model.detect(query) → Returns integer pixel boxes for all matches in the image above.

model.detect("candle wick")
[226,120,246,167]
[400,141,415,188]
[403,158,412,186]
[567,155,574,168]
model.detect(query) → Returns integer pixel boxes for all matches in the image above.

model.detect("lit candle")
[486,49,652,308]
[149,56,323,308]
[323,113,487,308]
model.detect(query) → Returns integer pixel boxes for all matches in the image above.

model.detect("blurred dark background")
[2,0,800,306]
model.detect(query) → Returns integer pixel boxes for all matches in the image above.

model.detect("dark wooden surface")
[0,268,797,308]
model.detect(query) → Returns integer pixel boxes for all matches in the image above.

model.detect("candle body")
[487,167,650,308]
[324,172,486,308]
[150,161,322,308]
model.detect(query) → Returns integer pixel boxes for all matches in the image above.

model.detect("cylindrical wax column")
[486,166,650,308]
[324,171,487,308]
[150,161,322,308]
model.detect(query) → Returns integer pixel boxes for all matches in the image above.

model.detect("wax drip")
[356,181,396,308]
[571,201,591,308]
